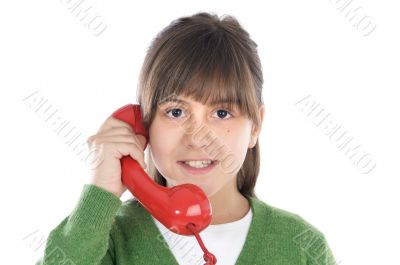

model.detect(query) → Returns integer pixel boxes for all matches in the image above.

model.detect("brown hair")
[136,12,264,199]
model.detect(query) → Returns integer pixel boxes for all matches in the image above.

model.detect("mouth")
[177,159,218,175]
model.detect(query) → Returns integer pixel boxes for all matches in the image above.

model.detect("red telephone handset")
[111,104,217,265]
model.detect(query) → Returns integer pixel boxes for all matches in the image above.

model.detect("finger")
[100,125,147,150]
[111,142,146,168]
[98,126,136,138]
[97,116,134,134]
[95,134,143,150]
[87,128,143,149]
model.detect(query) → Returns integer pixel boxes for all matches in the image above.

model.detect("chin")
[166,178,218,197]
[206,188,220,198]
[196,183,219,198]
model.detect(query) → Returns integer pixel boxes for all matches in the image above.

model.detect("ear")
[248,104,265,149]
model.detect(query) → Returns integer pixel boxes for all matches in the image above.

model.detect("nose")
[181,111,210,149]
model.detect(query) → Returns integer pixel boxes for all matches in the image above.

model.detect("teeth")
[183,160,213,168]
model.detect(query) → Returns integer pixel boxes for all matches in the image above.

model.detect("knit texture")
[36,184,336,265]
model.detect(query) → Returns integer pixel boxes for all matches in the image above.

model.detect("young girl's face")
[148,94,262,197]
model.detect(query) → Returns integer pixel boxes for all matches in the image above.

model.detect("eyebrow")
[160,98,238,106]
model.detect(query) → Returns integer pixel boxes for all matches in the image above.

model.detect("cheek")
[218,126,251,166]
[148,119,180,164]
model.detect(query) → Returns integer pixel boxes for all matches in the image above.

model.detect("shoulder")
[110,198,150,233]
[117,198,144,216]
[247,196,336,264]
[116,198,147,219]
[249,196,330,248]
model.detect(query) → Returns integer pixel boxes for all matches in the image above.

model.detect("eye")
[164,107,233,120]
[213,109,232,119]
[165,107,187,119]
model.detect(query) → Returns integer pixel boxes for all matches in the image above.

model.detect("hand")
[86,116,147,198]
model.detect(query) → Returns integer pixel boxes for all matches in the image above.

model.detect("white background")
[1,1,399,264]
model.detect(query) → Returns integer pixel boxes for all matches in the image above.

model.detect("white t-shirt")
[151,207,253,265]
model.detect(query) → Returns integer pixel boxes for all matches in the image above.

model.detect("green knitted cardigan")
[36,184,336,265]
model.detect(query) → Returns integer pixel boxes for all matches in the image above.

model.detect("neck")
[208,180,250,225]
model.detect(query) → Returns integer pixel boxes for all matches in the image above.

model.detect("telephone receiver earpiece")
[110,104,213,236]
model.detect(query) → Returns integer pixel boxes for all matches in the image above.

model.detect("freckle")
[227,129,230,133]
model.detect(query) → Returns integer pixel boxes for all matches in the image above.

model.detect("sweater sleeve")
[305,230,337,265]
[35,184,122,265]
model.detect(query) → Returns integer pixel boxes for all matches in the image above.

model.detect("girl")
[36,12,336,265]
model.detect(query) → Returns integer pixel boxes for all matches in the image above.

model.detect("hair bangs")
[154,28,249,116]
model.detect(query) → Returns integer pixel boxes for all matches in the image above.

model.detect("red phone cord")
[186,223,217,265]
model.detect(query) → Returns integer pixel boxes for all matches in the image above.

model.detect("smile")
[177,160,218,175]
